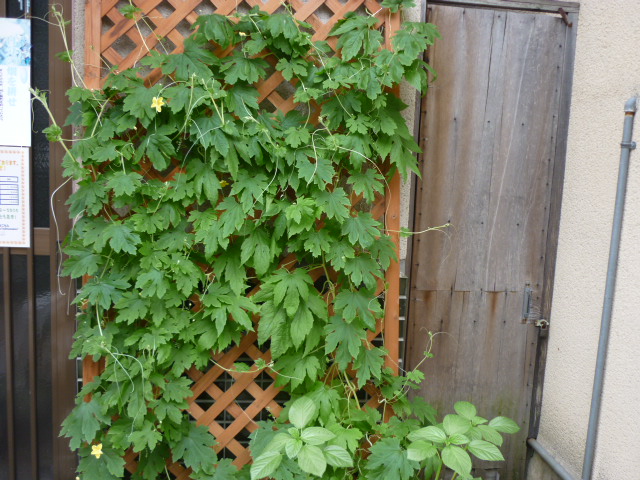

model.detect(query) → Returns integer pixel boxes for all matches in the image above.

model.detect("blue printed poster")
[0,18,31,147]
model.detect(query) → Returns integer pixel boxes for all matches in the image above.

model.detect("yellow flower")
[220,180,229,187]
[91,443,103,459]
[238,32,247,37]
[150,96,165,113]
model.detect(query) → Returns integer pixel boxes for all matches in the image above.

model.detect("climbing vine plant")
[38,3,519,480]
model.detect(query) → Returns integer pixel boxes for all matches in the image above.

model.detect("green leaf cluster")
[38,5,520,480]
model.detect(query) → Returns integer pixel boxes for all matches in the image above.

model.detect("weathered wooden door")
[406,2,577,479]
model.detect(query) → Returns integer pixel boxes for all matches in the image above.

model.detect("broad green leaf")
[264,433,291,453]
[297,445,326,477]
[407,426,447,444]
[300,427,335,446]
[288,397,317,429]
[454,401,477,420]
[441,445,472,476]
[488,416,520,434]
[472,415,488,426]
[443,414,471,436]
[407,440,437,462]
[448,434,470,445]
[468,439,505,462]
[477,425,503,446]
[323,445,353,468]
[250,451,283,480]
[285,437,303,459]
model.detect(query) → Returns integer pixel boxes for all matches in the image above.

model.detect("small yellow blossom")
[150,96,165,113]
[220,180,229,187]
[91,443,103,459]
[238,32,247,37]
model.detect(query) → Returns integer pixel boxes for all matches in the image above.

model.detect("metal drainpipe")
[527,97,637,480]
[581,96,637,479]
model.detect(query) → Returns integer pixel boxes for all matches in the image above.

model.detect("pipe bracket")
[620,141,636,150]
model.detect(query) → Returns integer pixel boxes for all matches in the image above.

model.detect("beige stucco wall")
[529,1,640,479]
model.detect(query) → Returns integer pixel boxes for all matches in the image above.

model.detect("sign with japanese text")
[0,148,30,247]
[0,18,31,147]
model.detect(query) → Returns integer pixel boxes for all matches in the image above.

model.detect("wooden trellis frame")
[82,0,402,475]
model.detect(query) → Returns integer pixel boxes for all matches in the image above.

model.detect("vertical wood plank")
[385,172,401,372]
[408,5,572,479]
[528,11,579,442]
[84,0,101,89]
[3,249,15,480]
[484,12,565,292]
[50,1,78,478]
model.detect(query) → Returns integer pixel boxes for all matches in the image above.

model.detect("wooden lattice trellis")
[83,0,402,475]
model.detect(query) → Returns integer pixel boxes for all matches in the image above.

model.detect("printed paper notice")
[0,18,31,147]
[0,148,30,247]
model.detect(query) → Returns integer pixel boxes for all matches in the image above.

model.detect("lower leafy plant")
[248,386,520,480]
[38,3,520,480]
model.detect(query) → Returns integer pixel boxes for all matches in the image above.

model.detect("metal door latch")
[535,319,549,329]
[522,285,549,329]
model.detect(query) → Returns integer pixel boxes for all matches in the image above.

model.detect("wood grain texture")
[413,6,565,293]
[428,0,579,14]
[527,9,578,442]
[408,5,571,479]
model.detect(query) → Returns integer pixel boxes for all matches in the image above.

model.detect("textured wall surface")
[531,1,640,479]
